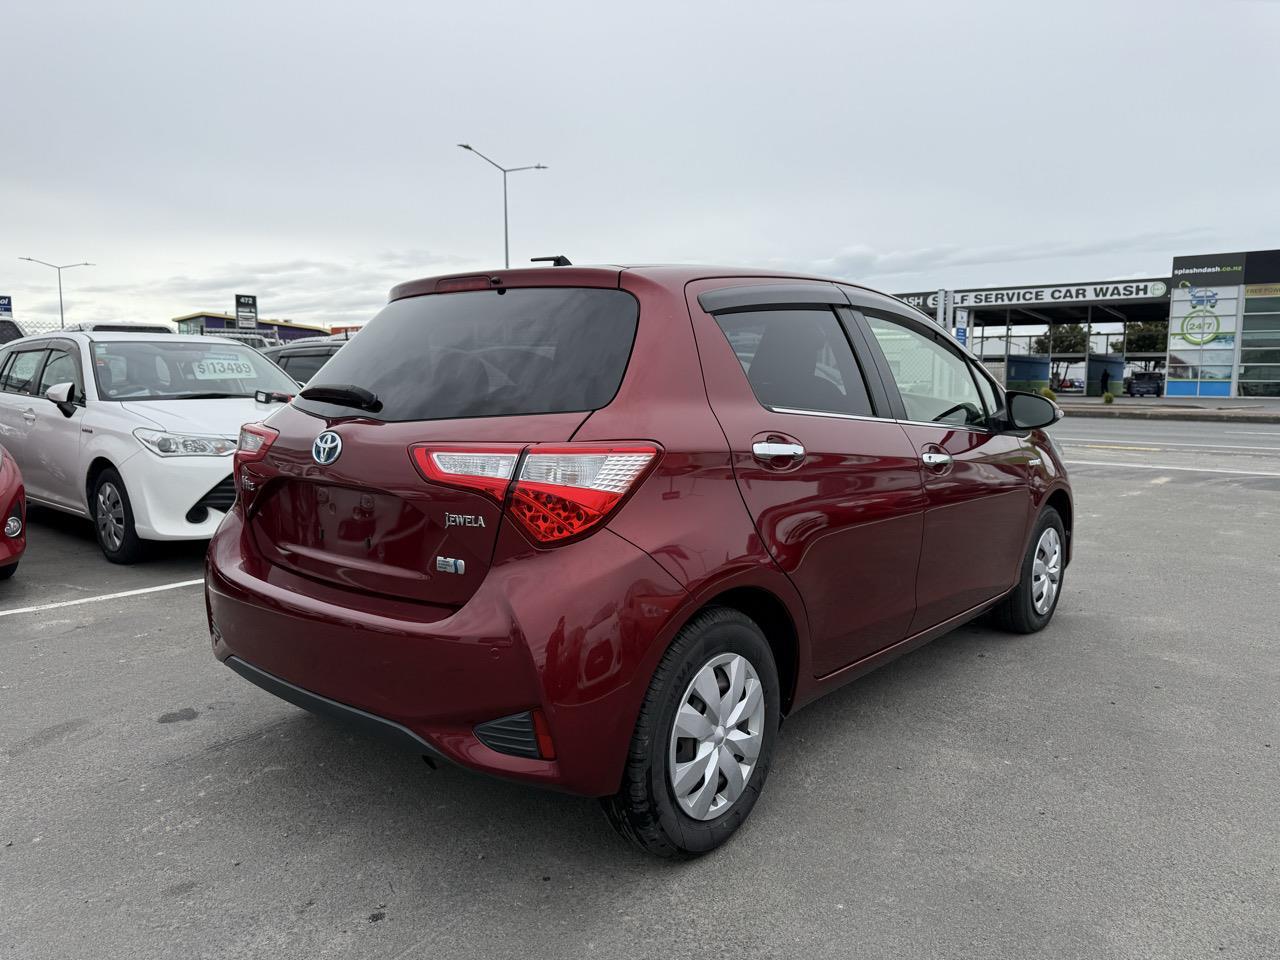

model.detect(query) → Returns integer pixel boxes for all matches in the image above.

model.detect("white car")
[0,332,296,563]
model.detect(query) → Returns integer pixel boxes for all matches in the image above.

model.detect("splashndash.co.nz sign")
[898,279,1169,311]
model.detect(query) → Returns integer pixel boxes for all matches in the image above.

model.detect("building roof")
[172,311,329,333]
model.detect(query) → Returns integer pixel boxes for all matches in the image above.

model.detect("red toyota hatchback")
[207,265,1071,857]
[0,442,26,580]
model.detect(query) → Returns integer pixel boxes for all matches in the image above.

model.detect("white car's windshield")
[90,340,295,401]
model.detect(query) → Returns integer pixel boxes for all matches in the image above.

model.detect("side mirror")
[1005,391,1062,431]
[45,382,77,418]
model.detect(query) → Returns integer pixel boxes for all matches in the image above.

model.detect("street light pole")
[457,144,547,268]
[18,257,94,329]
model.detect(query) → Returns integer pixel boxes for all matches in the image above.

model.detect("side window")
[37,348,83,399]
[971,364,1002,419]
[0,350,47,395]
[863,313,989,426]
[713,308,874,417]
[0,352,12,386]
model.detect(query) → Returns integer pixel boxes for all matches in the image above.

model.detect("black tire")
[91,468,146,564]
[991,507,1065,634]
[0,561,16,581]
[602,607,780,859]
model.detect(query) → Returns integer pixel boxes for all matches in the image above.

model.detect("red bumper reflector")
[532,708,556,760]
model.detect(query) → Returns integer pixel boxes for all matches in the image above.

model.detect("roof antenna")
[530,255,572,267]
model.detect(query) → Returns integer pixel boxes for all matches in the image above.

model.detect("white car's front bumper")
[117,450,236,541]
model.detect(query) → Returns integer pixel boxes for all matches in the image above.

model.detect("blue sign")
[955,326,967,345]
[0,296,11,318]
[1188,286,1218,308]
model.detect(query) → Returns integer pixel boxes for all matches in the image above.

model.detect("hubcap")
[668,652,765,821]
[1031,526,1062,615]
[96,483,126,552]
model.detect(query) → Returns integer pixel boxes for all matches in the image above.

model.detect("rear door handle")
[752,441,805,460]
[921,452,952,467]
[22,408,36,423]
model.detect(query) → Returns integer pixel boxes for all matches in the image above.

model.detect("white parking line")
[1065,459,1280,478]
[1058,437,1280,452]
[0,578,205,618]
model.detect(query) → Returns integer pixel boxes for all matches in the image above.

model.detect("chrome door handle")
[752,441,805,459]
[921,452,952,467]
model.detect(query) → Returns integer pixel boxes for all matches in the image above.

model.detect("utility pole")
[457,144,547,268]
[18,258,94,328]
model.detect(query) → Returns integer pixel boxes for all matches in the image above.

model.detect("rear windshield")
[293,287,639,422]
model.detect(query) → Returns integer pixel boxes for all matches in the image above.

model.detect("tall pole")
[457,144,546,269]
[18,257,93,329]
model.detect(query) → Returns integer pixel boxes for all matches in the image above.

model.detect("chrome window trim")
[768,405,883,423]
[895,417,995,435]
[768,405,995,434]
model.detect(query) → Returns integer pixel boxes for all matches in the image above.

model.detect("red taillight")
[509,444,657,544]
[409,444,522,501]
[234,423,278,497]
[407,442,658,544]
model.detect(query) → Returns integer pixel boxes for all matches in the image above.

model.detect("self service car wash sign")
[235,294,258,329]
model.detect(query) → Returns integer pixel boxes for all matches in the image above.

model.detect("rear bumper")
[206,507,688,796]
[223,655,447,762]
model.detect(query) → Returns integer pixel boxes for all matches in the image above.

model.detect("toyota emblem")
[312,431,342,465]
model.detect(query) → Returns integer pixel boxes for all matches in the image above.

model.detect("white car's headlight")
[133,428,237,457]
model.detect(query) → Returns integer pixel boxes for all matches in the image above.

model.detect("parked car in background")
[260,332,353,384]
[208,265,1073,858]
[63,322,174,334]
[0,332,297,563]
[1125,370,1164,397]
[201,330,279,351]
[0,442,25,580]
[1,318,26,345]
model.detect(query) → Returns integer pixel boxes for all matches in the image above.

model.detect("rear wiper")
[299,383,382,412]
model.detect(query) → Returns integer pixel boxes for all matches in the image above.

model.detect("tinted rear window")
[294,287,638,422]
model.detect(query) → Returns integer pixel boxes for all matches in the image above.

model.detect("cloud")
[801,228,1214,286]
[45,249,482,333]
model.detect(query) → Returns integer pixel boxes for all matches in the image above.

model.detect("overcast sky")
[3,0,1278,331]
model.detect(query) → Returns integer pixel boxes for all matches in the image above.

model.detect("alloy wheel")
[96,483,126,553]
[668,652,765,821]
[1031,526,1062,615]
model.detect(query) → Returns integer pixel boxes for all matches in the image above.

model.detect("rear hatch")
[243,282,639,607]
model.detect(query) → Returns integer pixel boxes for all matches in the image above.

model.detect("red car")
[207,266,1071,857]
[1,442,26,580]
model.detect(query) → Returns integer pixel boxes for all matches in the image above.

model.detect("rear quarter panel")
[578,273,814,705]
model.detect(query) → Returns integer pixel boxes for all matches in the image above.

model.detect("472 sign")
[235,294,258,329]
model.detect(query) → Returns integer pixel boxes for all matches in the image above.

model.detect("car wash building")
[896,247,1280,398]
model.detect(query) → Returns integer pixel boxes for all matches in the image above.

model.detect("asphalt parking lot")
[3,418,1278,960]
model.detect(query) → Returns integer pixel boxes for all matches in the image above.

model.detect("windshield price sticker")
[193,359,254,380]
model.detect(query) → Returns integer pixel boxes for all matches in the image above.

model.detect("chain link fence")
[3,316,184,340]
[10,317,68,337]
